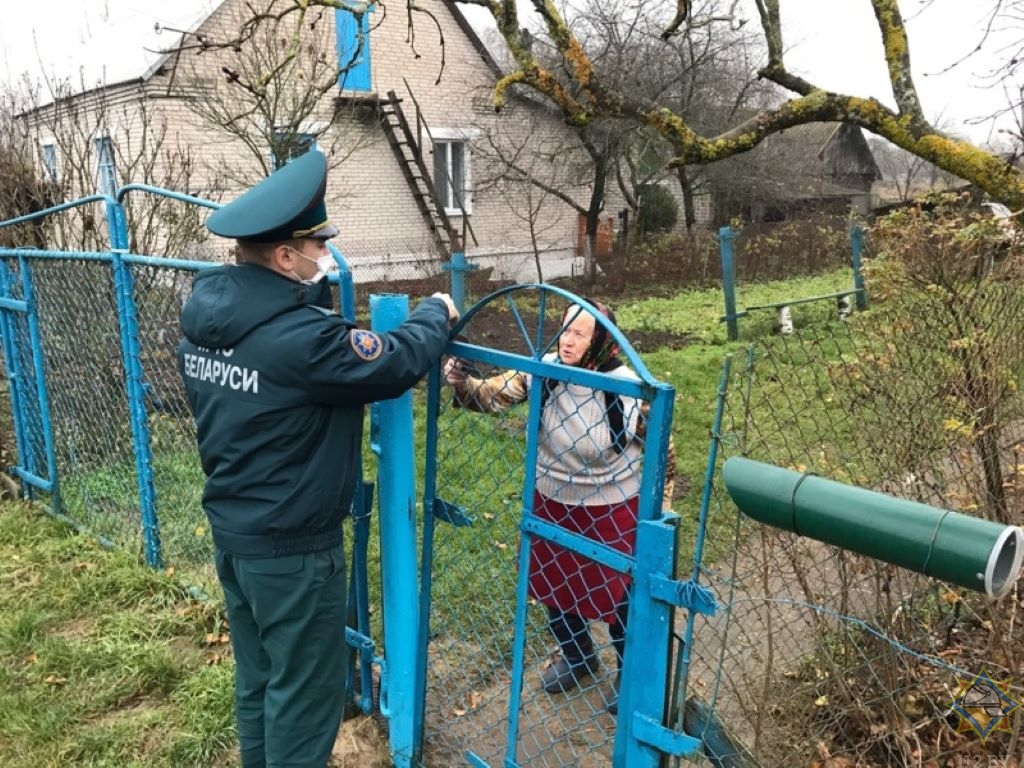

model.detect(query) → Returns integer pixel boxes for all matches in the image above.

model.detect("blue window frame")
[94,136,117,195]
[41,143,58,182]
[336,5,373,92]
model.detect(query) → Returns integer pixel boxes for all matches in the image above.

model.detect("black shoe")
[541,654,599,693]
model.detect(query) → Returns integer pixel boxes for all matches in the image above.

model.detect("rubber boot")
[541,607,598,693]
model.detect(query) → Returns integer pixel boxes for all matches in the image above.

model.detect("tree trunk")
[677,165,697,231]
[976,404,1009,523]
[584,158,607,285]
[529,217,544,283]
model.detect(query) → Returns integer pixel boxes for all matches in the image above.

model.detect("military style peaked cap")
[206,150,339,242]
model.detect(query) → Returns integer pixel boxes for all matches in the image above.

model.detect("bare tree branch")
[142,0,1024,209]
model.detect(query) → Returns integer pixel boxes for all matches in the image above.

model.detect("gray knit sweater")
[453,354,674,507]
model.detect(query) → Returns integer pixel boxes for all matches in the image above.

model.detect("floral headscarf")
[553,298,628,452]
[564,299,621,372]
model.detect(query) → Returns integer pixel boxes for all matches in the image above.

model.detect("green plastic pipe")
[722,457,1024,598]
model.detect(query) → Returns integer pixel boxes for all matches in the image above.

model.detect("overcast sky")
[1,0,1019,146]
[0,1,222,90]
[759,0,1022,146]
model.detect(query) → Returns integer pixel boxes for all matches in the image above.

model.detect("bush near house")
[636,183,679,236]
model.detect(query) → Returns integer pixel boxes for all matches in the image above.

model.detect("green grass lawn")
[614,267,855,344]
[0,503,236,768]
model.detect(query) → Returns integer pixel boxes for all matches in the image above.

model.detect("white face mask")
[289,248,338,284]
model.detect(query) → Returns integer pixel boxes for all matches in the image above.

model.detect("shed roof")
[773,122,843,154]
[757,121,882,199]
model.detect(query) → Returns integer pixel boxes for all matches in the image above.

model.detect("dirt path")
[403,526,921,768]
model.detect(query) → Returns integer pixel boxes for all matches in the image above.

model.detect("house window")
[270,132,317,169]
[40,143,59,182]
[433,139,471,215]
[94,136,117,195]
[336,5,373,92]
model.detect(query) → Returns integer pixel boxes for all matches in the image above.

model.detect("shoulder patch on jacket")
[350,329,383,361]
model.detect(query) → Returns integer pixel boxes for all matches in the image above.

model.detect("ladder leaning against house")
[378,81,477,255]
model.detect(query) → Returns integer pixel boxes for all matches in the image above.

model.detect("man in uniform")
[177,150,458,768]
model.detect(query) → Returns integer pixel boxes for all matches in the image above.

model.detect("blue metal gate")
[0,254,58,505]
[0,187,713,766]
[414,285,704,767]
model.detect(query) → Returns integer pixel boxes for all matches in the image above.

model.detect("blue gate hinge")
[632,712,703,758]
[344,627,376,654]
[648,575,718,616]
[432,497,474,527]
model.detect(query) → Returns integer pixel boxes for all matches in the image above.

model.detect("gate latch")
[432,497,474,527]
[649,575,718,616]
[632,712,703,758]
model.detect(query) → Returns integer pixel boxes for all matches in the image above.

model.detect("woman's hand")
[443,357,469,387]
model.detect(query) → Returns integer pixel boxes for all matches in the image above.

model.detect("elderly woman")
[443,300,674,711]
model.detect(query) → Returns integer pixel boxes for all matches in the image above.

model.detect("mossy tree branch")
[467,0,1024,209]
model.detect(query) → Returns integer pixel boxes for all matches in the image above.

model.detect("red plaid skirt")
[526,491,639,622]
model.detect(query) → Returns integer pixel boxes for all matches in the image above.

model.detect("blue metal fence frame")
[0,192,709,767]
[719,222,869,338]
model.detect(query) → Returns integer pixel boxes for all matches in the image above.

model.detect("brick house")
[18,0,600,283]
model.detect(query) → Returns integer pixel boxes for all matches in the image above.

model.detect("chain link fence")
[0,252,216,590]
[687,232,1024,766]
[595,214,852,297]
[342,238,584,319]
[27,257,136,549]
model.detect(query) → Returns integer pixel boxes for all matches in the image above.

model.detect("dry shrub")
[594,213,851,297]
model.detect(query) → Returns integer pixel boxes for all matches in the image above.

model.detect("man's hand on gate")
[430,293,460,326]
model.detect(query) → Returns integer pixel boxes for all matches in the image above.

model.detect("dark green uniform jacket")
[177,263,450,558]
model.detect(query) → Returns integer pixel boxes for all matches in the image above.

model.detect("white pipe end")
[985,526,1024,599]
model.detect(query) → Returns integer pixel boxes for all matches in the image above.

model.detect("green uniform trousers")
[216,545,348,768]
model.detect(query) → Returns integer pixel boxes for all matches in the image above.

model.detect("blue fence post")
[672,355,732,727]
[719,226,739,341]
[613,383,701,766]
[106,199,163,569]
[346,478,377,715]
[18,256,60,504]
[850,223,868,310]
[370,294,418,767]
[441,250,478,314]
[326,242,357,322]
[0,260,30,498]
[413,357,443,763]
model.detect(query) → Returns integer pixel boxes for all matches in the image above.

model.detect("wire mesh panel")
[14,256,140,547]
[0,240,383,597]
[420,288,676,768]
[683,293,1024,766]
[129,260,213,587]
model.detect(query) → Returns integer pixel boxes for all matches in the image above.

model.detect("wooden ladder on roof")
[379,90,454,255]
